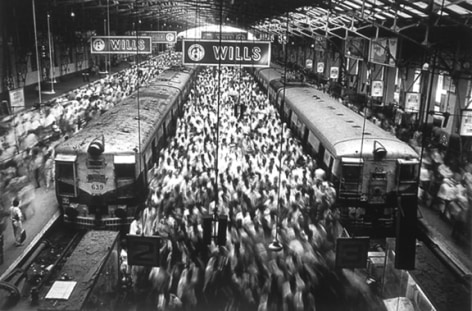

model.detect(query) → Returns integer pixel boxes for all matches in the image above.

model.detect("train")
[253,66,420,236]
[54,65,197,229]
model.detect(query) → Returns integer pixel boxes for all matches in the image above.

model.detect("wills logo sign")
[91,36,152,54]
[182,40,271,67]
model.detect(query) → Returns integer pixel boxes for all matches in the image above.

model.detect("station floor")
[0,64,471,308]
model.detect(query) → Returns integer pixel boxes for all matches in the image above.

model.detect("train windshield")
[341,158,364,180]
[397,159,419,181]
[114,155,135,179]
[55,154,77,196]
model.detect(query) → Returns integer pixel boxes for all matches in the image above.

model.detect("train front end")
[336,139,420,236]
[55,136,141,230]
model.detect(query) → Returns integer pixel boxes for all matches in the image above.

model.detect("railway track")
[0,218,85,310]
[414,220,471,311]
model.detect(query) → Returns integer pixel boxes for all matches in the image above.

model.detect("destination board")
[91,36,152,54]
[182,39,270,67]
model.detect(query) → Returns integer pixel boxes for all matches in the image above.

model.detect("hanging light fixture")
[268,11,290,253]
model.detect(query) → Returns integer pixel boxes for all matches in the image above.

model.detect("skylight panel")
[406,7,428,17]
[396,10,413,18]
[343,0,363,10]
[447,4,470,14]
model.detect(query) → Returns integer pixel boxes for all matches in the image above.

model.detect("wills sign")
[182,39,270,67]
[91,36,152,54]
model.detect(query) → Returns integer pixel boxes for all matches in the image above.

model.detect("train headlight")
[88,135,105,156]
[373,140,387,159]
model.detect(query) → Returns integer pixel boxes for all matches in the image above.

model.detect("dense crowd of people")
[0,53,181,224]
[1,50,469,310]
[121,67,386,311]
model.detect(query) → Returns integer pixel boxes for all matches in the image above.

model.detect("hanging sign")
[127,234,160,266]
[9,88,25,113]
[330,67,339,79]
[371,80,384,97]
[405,92,420,113]
[305,59,313,69]
[369,38,397,67]
[317,62,325,73]
[201,32,247,40]
[139,31,177,44]
[91,36,152,54]
[182,39,271,67]
[460,109,472,136]
[345,37,366,60]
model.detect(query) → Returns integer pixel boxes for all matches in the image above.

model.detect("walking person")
[43,151,54,190]
[10,199,25,246]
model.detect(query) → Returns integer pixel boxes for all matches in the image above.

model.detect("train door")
[157,123,166,150]
[323,149,334,180]
[302,127,309,146]
[339,157,363,200]
[114,155,136,199]
[55,154,78,201]
[396,159,419,195]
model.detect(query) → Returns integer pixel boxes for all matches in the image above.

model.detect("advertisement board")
[345,37,367,60]
[460,109,472,136]
[317,62,325,73]
[371,80,384,97]
[9,88,25,113]
[330,67,339,79]
[139,31,177,44]
[91,36,152,54]
[182,39,271,67]
[405,92,420,113]
[369,38,398,67]
[201,32,247,40]
[305,59,313,69]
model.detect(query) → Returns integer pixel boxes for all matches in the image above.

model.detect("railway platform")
[0,63,470,311]
[1,62,130,279]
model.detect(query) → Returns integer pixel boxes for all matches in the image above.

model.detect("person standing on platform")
[10,199,24,246]
[43,151,54,190]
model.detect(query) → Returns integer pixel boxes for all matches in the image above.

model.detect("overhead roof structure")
[20,0,472,72]
[44,0,472,37]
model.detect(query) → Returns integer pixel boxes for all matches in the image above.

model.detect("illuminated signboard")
[182,39,271,67]
[91,36,152,54]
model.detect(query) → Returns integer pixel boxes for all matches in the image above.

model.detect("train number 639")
[90,183,105,192]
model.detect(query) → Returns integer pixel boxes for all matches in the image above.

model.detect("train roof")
[257,66,284,82]
[55,68,194,155]
[285,87,419,160]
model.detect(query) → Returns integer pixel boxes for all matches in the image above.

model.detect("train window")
[343,165,362,180]
[114,155,135,179]
[55,154,77,196]
[55,154,77,180]
[341,158,364,180]
[397,159,419,181]
[115,164,135,179]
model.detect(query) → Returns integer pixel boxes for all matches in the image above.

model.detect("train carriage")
[254,65,420,236]
[54,66,196,229]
